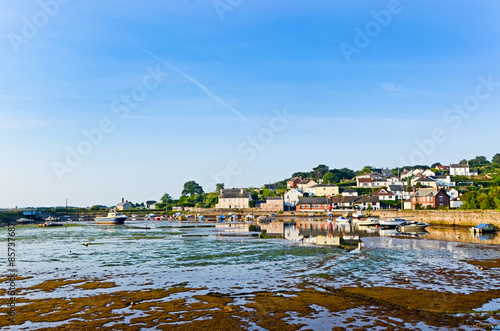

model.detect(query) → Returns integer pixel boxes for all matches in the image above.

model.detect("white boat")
[352,211,365,218]
[17,218,33,224]
[336,216,351,223]
[144,213,156,220]
[379,218,407,227]
[95,211,128,224]
[357,217,379,226]
[397,221,429,232]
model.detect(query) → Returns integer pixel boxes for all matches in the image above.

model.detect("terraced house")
[296,197,331,211]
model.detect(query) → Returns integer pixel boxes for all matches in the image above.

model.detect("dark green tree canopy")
[215,183,225,193]
[493,153,500,164]
[182,181,204,197]
[161,193,172,205]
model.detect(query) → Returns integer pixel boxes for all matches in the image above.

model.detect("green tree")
[462,191,478,209]
[431,162,442,168]
[323,173,336,184]
[470,156,489,168]
[313,164,329,180]
[215,183,225,193]
[492,153,500,165]
[358,166,373,175]
[161,193,173,205]
[181,181,204,197]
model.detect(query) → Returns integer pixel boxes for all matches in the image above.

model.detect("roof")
[451,164,469,168]
[413,176,436,182]
[388,185,406,192]
[355,196,380,204]
[312,184,339,188]
[343,188,357,193]
[410,188,445,197]
[358,178,373,183]
[220,189,251,199]
[266,197,283,201]
[297,197,331,204]
[373,189,394,196]
[146,200,157,204]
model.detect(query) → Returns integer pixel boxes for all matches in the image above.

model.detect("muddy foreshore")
[1,274,499,330]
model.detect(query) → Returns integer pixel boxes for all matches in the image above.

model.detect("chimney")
[413,186,416,193]
[122,198,124,203]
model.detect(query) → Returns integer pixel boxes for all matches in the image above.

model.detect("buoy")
[405,278,409,282]
[130,301,134,307]
[480,267,484,271]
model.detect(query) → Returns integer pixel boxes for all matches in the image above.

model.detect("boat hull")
[95,217,127,224]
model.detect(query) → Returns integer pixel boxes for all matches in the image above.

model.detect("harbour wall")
[371,210,500,227]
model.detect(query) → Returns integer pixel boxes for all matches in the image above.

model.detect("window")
[439,196,443,202]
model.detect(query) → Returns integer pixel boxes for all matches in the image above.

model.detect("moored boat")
[357,217,379,226]
[352,211,365,218]
[379,218,407,228]
[470,223,498,233]
[95,211,128,225]
[336,216,351,223]
[17,218,33,224]
[39,222,64,227]
[397,221,429,232]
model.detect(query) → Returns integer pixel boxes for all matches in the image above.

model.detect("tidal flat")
[1,220,499,330]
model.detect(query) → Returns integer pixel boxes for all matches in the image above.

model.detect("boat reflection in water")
[262,219,433,248]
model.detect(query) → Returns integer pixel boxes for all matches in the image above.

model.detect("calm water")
[1,219,499,328]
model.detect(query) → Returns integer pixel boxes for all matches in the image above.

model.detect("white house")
[446,188,460,199]
[373,188,396,201]
[422,169,436,177]
[450,164,470,176]
[387,185,410,200]
[216,189,252,209]
[297,179,317,193]
[401,168,424,180]
[342,189,358,197]
[284,189,303,207]
[450,197,464,209]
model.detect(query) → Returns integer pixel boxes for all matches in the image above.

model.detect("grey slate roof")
[297,197,331,204]
[220,189,251,199]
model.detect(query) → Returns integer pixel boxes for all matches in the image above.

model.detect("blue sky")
[1,0,500,208]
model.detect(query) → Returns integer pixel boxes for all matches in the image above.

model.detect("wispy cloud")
[382,83,404,93]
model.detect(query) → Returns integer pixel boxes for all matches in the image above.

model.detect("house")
[431,175,454,187]
[287,177,302,189]
[401,168,424,180]
[403,199,412,210]
[411,176,437,188]
[309,184,339,197]
[284,189,303,207]
[260,197,284,211]
[342,189,358,197]
[357,178,373,187]
[353,196,381,210]
[410,188,450,209]
[116,201,133,211]
[297,179,317,193]
[355,172,383,187]
[331,196,357,209]
[216,189,252,209]
[450,164,470,176]
[446,188,460,199]
[146,200,157,209]
[437,165,450,171]
[422,169,436,177]
[450,197,464,209]
[387,185,410,200]
[296,197,331,211]
[470,169,479,176]
[373,188,396,201]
